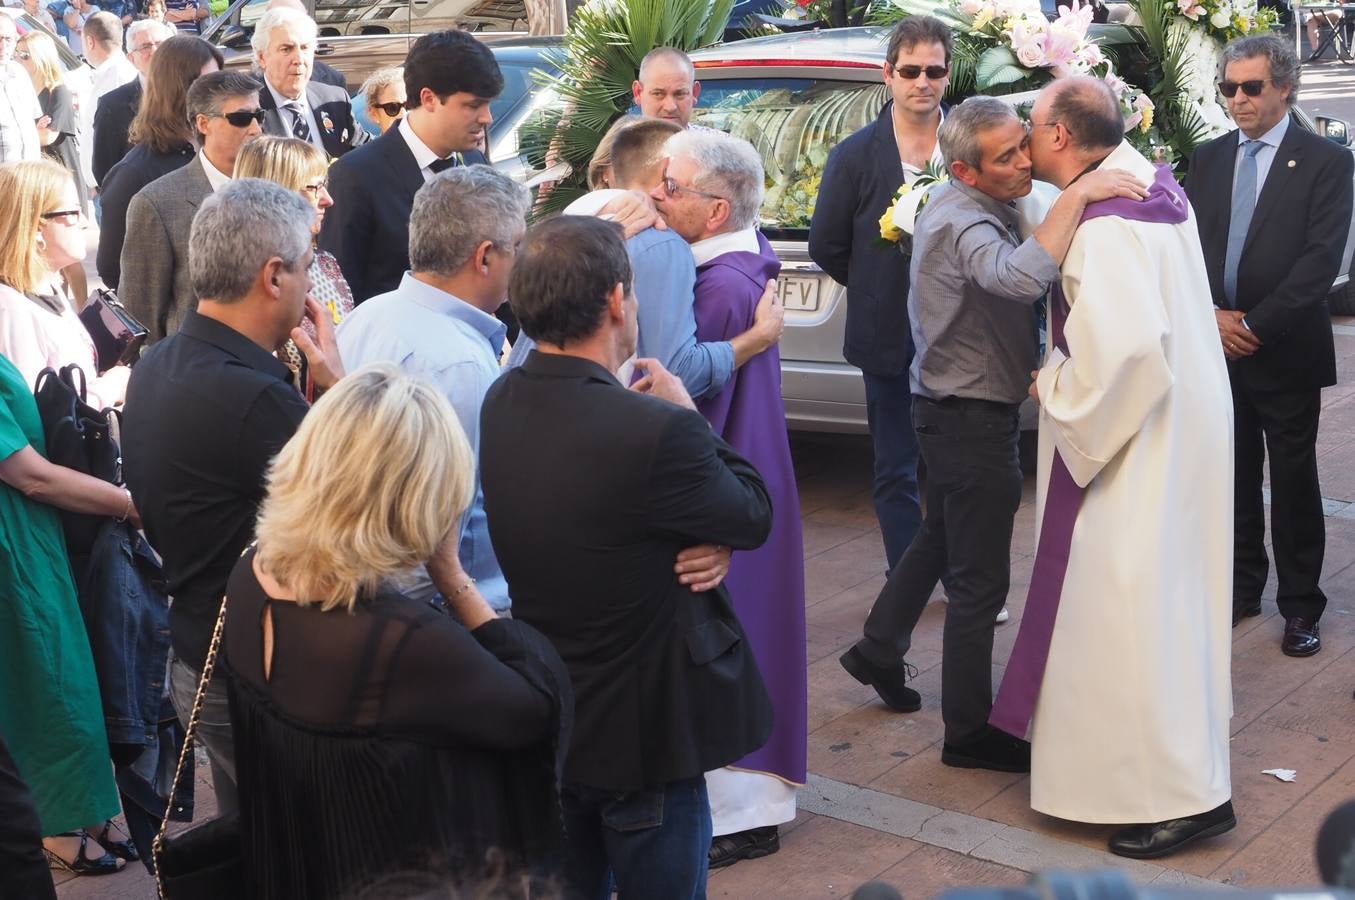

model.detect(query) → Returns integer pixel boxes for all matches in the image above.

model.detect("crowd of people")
[0,5,1350,900]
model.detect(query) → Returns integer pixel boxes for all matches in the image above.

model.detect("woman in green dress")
[0,354,144,874]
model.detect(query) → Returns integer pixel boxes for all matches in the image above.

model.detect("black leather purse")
[78,288,147,373]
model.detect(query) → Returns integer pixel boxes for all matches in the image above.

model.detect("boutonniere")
[321,112,335,133]
[876,161,950,256]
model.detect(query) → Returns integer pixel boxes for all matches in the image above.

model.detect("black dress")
[222,548,572,900]
[36,85,88,214]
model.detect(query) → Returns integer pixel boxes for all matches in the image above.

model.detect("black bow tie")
[429,154,461,174]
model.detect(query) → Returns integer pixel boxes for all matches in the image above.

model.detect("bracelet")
[115,487,132,524]
[449,576,476,600]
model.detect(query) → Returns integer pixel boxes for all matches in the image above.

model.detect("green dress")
[0,354,120,834]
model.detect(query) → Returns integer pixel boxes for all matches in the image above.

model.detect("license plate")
[778,274,820,312]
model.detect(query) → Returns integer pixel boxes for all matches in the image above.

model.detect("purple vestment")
[693,233,807,786]
[990,165,1191,739]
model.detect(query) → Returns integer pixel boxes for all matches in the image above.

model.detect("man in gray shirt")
[840,96,1145,772]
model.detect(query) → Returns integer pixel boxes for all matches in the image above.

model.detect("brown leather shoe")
[1282,617,1321,657]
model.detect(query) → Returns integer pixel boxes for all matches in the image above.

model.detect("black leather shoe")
[941,725,1031,773]
[1232,600,1262,627]
[839,646,921,712]
[1108,801,1236,859]
[709,825,779,869]
[91,820,139,862]
[43,831,125,876]
[1282,618,1321,657]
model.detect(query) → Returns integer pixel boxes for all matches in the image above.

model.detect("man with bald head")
[990,76,1236,859]
[632,47,700,128]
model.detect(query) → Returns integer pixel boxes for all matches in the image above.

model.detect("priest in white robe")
[991,76,1235,860]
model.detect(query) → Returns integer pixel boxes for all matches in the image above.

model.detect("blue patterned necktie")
[1223,140,1264,307]
[285,102,310,143]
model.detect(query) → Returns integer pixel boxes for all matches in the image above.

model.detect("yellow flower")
[1140,106,1154,133]
[879,204,903,242]
[971,7,994,31]
[1237,14,1251,31]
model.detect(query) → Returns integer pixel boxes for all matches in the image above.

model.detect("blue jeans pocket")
[601,787,666,833]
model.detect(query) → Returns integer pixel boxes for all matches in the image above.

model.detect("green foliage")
[521,0,736,220]
[975,45,1027,89]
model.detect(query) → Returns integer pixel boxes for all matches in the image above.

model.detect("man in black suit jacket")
[251,8,367,160]
[91,18,173,185]
[1185,34,1354,658]
[808,15,953,574]
[481,216,774,899]
[319,30,497,304]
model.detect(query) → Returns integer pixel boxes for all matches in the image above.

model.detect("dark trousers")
[559,775,711,900]
[0,732,57,900]
[862,369,923,571]
[168,656,237,817]
[1232,379,1327,621]
[858,396,1023,742]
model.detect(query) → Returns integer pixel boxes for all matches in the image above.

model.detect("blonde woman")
[16,31,89,212]
[233,136,354,398]
[360,65,405,135]
[223,364,570,899]
[0,160,129,408]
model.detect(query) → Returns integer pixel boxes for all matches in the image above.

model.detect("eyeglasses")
[889,63,950,80]
[373,101,405,118]
[40,209,82,225]
[300,179,328,198]
[1027,120,1060,131]
[130,40,163,54]
[207,108,267,128]
[1218,79,1272,98]
[662,176,722,201]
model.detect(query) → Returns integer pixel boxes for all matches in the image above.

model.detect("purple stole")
[989,165,1191,739]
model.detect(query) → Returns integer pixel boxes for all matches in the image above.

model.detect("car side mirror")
[1315,115,1352,146]
[219,24,250,49]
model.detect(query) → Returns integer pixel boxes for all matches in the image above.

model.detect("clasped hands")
[1216,309,1261,360]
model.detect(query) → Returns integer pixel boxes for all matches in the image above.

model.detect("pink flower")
[1016,42,1045,66]
[1103,70,1127,95]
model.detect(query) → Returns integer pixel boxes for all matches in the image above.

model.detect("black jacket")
[1185,119,1353,392]
[92,76,141,187]
[94,141,195,289]
[318,125,486,303]
[480,351,775,792]
[258,79,369,160]
[808,100,925,377]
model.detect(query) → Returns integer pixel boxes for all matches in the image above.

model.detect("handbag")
[152,580,244,900]
[78,287,148,373]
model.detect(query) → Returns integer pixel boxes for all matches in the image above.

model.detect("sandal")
[43,830,124,876]
[91,820,140,862]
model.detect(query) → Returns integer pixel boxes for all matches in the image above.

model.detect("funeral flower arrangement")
[1173,0,1278,41]
[877,161,949,252]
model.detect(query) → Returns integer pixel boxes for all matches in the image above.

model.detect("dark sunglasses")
[1217,79,1271,98]
[890,63,950,80]
[374,101,405,118]
[208,108,267,127]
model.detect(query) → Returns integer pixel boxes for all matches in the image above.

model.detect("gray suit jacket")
[120,155,212,344]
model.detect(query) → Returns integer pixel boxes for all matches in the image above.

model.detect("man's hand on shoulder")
[630,357,696,411]
[1215,308,1261,360]
[598,190,667,238]
[1074,168,1149,204]
[291,296,347,390]
[674,543,731,592]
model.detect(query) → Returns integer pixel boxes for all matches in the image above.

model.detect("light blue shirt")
[337,273,511,611]
[1234,115,1289,203]
[505,228,736,398]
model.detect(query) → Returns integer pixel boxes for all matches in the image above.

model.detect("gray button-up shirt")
[908,180,1061,404]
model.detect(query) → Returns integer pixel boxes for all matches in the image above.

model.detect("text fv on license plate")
[777,274,820,312]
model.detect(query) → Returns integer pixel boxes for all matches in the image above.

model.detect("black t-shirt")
[122,310,308,670]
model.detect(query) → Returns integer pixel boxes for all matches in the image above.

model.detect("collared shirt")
[336,272,511,611]
[266,78,325,154]
[1234,114,1289,203]
[122,309,309,670]
[689,227,759,266]
[198,151,231,192]
[907,180,1061,404]
[0,61,40,163]
[398,115,455,183]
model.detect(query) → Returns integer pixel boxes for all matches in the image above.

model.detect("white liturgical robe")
[1028,142,1234,824]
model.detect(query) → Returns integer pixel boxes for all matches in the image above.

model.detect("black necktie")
[285,102,310,143]
[427,153,463,174]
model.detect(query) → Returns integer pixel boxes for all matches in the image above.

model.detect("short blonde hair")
[253,364,476,613]
[232,135,326,193]
[587,115,642,190]
[18,31,64,93]
[0,159,71,293]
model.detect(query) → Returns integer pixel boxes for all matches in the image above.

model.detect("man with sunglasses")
[121,71,264,343]
[1185,35,1354,659]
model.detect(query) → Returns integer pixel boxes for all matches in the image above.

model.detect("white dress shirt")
[91,52,137,101]
[397,115,454,182]
[199,151,231,192]
[266,79,324,154]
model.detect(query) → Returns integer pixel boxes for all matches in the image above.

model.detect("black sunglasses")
[209,108,267,127]
[890,63,950,80]
[374,101,405,118]
[1217,79,1272,98]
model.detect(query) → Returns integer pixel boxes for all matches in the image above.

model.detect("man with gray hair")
[838,95,1143,774]
[121,70,264,342]
[252,6,366,158]
[91,18,173,185]
[123,177,345,816]
[337,165,528,614]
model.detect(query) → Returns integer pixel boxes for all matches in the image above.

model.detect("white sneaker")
[996,606,1010,624]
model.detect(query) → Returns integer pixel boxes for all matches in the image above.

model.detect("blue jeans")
[560,775,711,900]
[862,369,923,572]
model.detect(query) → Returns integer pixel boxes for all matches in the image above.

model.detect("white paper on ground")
[1262,768,1298,782]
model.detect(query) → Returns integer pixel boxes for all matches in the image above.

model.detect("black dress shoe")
[1108,801,1236,859]
[1282,618,1321,657]
[1232,600,1262,627]
[709,825,779,869]
[941,725,1030,773]
[839,646,921,712]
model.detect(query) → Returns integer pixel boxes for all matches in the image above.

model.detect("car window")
[491,59,539,125]
[692,77,889,236]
